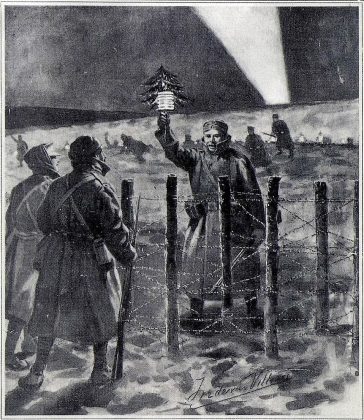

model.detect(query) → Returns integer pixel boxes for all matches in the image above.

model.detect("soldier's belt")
[13,228,43,240]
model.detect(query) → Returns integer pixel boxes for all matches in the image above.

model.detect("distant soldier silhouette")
[271,114,294,158]
[297,133,307,143]
[121,134,151,162]
[18,136,137,390]
[183,134,195,149]
[316,131,331,146]
[244,126,271,168]
[316,131,324,144]
[104,132,112,149]
[6,144,60,370]
[10,134,29,167]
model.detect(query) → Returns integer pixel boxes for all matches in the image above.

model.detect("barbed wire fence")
[113,175,359,378]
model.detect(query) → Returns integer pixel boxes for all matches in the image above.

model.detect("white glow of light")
[195,6,290,105]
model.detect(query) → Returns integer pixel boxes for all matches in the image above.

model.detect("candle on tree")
[141,65,189,112]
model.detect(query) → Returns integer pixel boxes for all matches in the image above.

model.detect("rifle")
[262,132,276,138]
[111,195,141,382]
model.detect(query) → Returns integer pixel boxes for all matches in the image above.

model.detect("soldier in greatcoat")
[244,126,271,168]
[271,113,294,158]
[6,144,60,370]
[18,136,137,390]
[156,113,265,323]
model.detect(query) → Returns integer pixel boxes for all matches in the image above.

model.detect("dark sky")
[5,6,359,113]
[279,7,359,103]
[5,6,263,113]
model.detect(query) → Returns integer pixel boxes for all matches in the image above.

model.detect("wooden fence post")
[121,179,134,229]
[314,181,329,332]
[166,174,179,355]
[219,176,233,323]
[264,176,280,359]
[352,180,359,370]
[112,179,135,381]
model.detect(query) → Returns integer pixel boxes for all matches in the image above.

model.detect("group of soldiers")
[5,112,292,390]
[6,138,137,390]
[244,113,294,167]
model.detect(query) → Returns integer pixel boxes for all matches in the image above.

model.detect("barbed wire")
[117,193,355,204]
[111,187,357,356]
[329,310,353,325]
[180,319,222,335]
[278,296,315,318]
[277,197,354,244]
[278,198,354,203]
[133,270,165,289]
[128,292,163,317]
[278,202,354,249]
[329,254,354,266]
[126,318,165,344]
[138,242,165,249]
[136,247,165,262]
[132,283,166,294]
[281,258,317,275]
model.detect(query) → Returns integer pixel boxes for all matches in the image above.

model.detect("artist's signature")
[181,369,292,409]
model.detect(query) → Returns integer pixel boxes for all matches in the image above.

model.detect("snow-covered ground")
[3,99,361,416]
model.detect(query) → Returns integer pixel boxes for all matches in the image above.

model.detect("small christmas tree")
[141,66,189,110]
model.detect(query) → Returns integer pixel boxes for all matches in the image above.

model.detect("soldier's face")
[203,129,225,153]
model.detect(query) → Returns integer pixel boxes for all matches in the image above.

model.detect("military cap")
[44,142,61,158]
[247,126,255,130]
[69,136,102,162]
[272,113,279,119]
[203,120,228,136]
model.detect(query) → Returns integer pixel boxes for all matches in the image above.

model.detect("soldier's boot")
[90,341,111,386]
[18,369,44,391]
[18,336,54,391]
[5,318,28,370]
[190,297,204,320]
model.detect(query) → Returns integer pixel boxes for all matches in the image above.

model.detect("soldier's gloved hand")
[252,228,265,247]
[158,112,170,130]
[120,243,137,267]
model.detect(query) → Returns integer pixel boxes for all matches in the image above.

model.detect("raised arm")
[155,112,198,172]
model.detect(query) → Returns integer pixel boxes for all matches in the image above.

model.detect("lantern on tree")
[141,66,189,112]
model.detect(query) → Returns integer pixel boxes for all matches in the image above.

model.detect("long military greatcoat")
[272,119,294,150]
[29,163,133,344]
[156,127,265,300]
[245,134,271,168]
[6,173,57,323]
